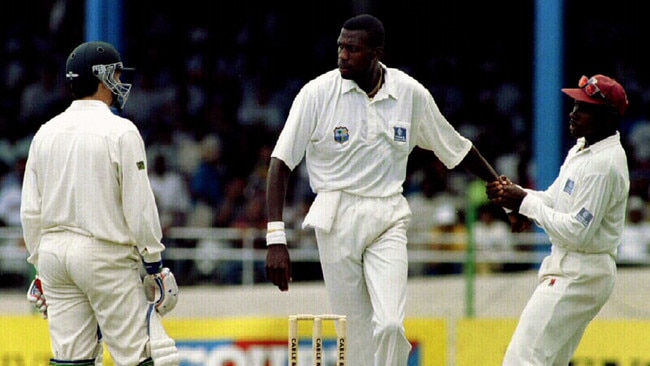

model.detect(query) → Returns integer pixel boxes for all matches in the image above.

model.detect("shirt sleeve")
[271,87,317,170]
[523,173,562,209]
[20,142,42,265]
[413,88,472,169]
[119,130,165,263]
[519,172,613,249]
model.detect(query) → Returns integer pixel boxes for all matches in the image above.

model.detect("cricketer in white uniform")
[488,74,630,365]
[265,15,500,366]
[21,41,178,366]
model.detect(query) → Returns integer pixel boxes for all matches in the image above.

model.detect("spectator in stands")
[231,191,268,282]
[0,156,28,286]
[618,195,650,266]
[188,134,227,227]
[213,177,247,228]
[121,64,179,142]
[149,153,191,232]
[474,203,513,274]
[232,191,267,232]
[195,180,269,285]
[149,152,195,284]
[243,143,273,199]
[0,156,26,227]
[406,160,463,276]
[19,59,67,132]
[429,202,467,275]
[237,75,285,133]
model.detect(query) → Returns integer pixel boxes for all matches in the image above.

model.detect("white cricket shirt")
[21,100,165,265]
[519,133,629,255]
[272,65,472,197]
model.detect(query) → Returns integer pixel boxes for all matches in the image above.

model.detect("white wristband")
[266,221,287,245]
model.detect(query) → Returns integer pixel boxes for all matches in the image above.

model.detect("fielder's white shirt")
[519,133,629,255]
[21,100,165,265]
[272,65,472,198]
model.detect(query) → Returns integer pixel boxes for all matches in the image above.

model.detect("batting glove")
[143,267,179,317]
[27,276,48,319]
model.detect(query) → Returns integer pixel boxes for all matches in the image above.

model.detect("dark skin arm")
[457,145,500,183]
[485,176,527,211]
[486,175,532,232]
[507,212,532,233]
[265,157,293,291]
[458,146,531,232]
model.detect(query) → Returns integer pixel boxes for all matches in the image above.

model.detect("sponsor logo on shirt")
[563,179,575,195]
[136,161,146,170]
[394,126,407,142]
[576,207,594,227]
[333,126,349,144]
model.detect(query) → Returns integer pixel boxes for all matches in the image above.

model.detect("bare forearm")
[266,157,291,222]
[458,145,499,182]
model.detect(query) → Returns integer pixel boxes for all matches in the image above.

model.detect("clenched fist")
[486,175,526,211]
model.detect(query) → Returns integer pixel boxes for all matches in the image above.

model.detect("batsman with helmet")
[22,41,179,366]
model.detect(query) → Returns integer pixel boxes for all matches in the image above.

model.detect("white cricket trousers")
[37,231,151,365]
[502,246,616,366]
[315,192,412,366]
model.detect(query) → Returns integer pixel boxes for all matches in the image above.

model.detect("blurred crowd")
[1,1,650,286]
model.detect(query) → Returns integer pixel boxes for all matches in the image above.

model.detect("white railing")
[1,226,647,286]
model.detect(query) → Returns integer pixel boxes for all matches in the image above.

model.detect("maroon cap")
[561,74,629,116]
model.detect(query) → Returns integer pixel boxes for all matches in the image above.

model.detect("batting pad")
[147,305,180,366]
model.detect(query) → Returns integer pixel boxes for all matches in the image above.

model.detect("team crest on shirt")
[333,126,349,143]
[563,179,575,195]
[394,127,407,142]
[576,207,594,227]
[136,161,145,170]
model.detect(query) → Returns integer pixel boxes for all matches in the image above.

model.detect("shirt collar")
[576,132,621,154]
[340,62,394,99]
[341,78,357,94]
[68,99,112,111]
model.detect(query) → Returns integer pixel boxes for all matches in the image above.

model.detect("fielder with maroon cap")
[486,74,630,365]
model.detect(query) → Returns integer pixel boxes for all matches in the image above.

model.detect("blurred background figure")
[618,195,650,266]
[0,156,26,226]
[429,203,467,275]
[474,203,513,274]
[149,153,193,283]
[149,154,191,232]
[0,156,28,287]
[237,74,285,134]
[19,59,67,136]
[406,160,464,276]
[0,1,648,291]
[188,134,227,227]
[121,52,179,143]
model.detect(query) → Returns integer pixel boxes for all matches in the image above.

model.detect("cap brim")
[561,88,606,105]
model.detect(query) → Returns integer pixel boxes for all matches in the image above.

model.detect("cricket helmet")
[65,41,133,110]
